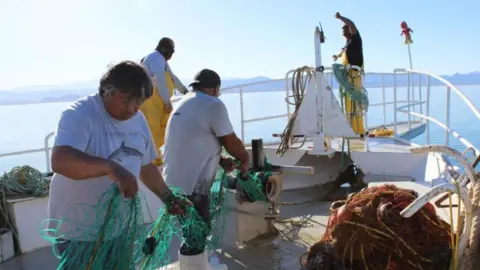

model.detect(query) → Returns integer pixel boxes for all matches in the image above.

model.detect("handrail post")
[418,74,423,124]
[426,76,431,144]
[44,132,55,173]
[364,71,369,152]
[285,72,291,147]
[285,74,291,119]
[407,70,411,131]
[411,72,416,122]
[393,70,398,135]
[446,86,451,146]
[382,75,386,125]
[239,87,245,143]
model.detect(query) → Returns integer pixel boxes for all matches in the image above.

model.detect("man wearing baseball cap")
[163,69,249,268]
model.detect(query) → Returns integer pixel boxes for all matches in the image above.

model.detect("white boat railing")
[394,68,480,152]
[1,67,478,173]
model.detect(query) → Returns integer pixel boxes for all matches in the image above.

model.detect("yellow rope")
[139,214,168,268]
[86,198,114,270]
[447,180,463,270]
[448,191,455,270]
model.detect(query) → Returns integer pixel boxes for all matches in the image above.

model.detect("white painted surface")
[222,191,272,249]
[0,230,14,263]
[291,70,356,140]
[7,177,162,253]
[138,166,166,223]
[350,151,427,179]
[7,196,50,253]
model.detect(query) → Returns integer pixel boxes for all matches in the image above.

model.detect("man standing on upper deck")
[140,37,188,167]
[332,12,365,135]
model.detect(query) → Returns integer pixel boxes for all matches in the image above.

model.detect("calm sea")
[1,85,480,173]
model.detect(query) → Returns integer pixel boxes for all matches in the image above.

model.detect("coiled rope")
[463,181,480,269]
[0,166,49,246]
[276,66,316,157]
[0,165,49,198]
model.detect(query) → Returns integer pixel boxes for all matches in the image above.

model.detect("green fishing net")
[236,170,273,202]
[332,63,369,112]
[41,185,143,270]
[136,187,208,270]
[207,167,230,251]
[41,163,272,270]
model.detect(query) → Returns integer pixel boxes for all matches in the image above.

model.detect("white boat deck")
[1,187,333,270]
[1,182,459,270]
[265,121,424,154]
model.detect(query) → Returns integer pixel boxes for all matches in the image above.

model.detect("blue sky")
[0,0,477,90]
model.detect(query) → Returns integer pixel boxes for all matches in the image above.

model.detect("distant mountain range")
[1,71,480,106]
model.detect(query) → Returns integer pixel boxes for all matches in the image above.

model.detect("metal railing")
[1,67,479,172]
[393,68,480,155]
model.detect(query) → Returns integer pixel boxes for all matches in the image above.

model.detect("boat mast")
[309,25,333,156]
[314,25,324,68]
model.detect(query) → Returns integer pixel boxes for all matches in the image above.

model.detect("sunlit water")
[1,84,480,173]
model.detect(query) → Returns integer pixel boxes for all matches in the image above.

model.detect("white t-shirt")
[162,92,234,195]
[47,93,157,240]
[142,51,187,103]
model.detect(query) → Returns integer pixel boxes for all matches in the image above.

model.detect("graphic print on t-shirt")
[107,140,144,174]
[108,141,143,162]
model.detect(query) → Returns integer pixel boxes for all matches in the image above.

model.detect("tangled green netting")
[332,63,370,168]
[40,162,274,270]
[235,165,273,203]
[332,63,369,112]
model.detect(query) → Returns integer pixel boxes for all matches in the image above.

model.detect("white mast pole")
[314,26,323,137]
[314,26,323,68]
[407,42,413,69]
[404,22,414,128]
[310,25,333,156]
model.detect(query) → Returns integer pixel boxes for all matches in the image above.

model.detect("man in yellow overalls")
[140,38,188,166]
[332,12,365,135]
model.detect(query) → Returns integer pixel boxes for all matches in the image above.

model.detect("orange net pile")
[303,185,453,270]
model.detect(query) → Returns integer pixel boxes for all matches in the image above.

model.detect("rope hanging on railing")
[276,66,316,157]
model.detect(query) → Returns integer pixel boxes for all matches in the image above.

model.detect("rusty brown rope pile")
[302,184,453,270]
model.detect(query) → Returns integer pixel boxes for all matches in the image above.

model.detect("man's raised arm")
[336,12,358,35]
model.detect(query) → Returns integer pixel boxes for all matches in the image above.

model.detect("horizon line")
[2,71,480,92]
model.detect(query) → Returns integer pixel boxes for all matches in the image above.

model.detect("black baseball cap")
[189,69,221,89]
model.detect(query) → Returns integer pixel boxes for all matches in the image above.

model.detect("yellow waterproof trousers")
[341,53,365,135]
[140,72,175,166]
